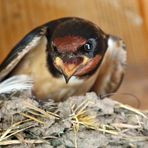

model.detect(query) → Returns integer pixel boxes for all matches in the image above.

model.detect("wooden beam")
[139,0,148,33]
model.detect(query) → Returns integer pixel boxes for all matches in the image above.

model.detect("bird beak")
[54,56,89,83]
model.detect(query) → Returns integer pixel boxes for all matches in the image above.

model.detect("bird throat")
[54,57,80,82]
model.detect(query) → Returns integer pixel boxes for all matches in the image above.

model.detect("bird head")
[47,18,108,83]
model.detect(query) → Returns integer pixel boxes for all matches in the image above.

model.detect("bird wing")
[93,35,127,97]
[0,17,72,81]
[0,26,47,81]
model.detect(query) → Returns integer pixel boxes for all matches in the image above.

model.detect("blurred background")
[0,0,148,109]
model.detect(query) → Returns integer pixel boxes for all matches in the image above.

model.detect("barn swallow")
[0,17,127,101]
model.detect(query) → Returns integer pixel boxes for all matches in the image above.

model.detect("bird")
[0,17,127,102]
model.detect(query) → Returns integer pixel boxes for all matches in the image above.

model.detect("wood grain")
[140,0,148,33]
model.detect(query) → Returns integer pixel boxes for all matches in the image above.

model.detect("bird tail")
[0,75,33,94]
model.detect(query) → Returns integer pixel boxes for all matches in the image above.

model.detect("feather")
[0,75,33,94]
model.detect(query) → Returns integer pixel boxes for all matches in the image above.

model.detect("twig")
[0,139,45,145]
[117,103,147,118]
[20,112,46,125]
[0,125,34,142]
[111,123,141,129]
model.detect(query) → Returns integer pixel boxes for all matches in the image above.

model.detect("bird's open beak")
[54,56,89,83]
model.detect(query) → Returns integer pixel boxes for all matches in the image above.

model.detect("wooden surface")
[140,0,148,33]
[0,0,148,108]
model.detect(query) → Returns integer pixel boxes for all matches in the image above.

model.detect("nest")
[0,92,148,148]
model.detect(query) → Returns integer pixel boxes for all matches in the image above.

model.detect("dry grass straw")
[116,103,147,118]
[0,100,60,146]
[69,100,148,147]
[0,97,148,146]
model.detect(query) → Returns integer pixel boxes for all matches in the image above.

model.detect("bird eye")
[84,43,92,51]
[83,38,96,52]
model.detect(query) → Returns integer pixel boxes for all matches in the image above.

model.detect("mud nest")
[0,92,148,148]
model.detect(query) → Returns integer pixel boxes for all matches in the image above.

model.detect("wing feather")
[93,35,127,96]
[0,27,46,81]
